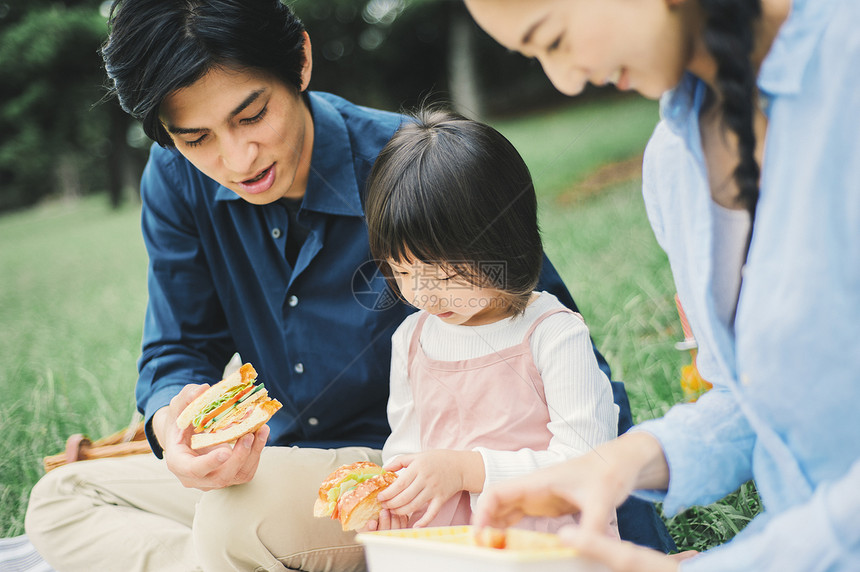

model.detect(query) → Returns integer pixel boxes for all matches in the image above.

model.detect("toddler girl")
[364,108,619,534]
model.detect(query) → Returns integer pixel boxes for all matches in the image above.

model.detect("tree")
[291,0,562,118]
[0,0,141,211]
[0,0,566,212]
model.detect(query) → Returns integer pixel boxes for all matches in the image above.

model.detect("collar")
[214,92,364,216]
[658,72,707,139]
[659,0,836,131]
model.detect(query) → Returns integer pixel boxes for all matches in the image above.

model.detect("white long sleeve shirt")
[382,291,619,492]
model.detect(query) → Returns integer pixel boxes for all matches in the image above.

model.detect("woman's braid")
[700,0,763,223]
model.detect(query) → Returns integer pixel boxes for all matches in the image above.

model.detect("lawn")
[490,97,686,418]
[0,94,758,551]
[0,197,147,535]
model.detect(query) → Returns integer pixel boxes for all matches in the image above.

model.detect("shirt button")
[294,363,304,374]
[288,295,298,307]
[271,228,282,239]
[308,417,319,426]
[740,373,752,386]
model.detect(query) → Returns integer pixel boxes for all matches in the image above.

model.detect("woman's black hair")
[365,108,543,316]
[102,0,306,147]
[700,0,763,225]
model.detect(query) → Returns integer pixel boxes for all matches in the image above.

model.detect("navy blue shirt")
[136,91,606,456]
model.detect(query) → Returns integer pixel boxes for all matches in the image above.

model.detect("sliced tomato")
[194,385,254,430]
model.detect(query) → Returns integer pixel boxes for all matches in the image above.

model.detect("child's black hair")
[365,108,543,316]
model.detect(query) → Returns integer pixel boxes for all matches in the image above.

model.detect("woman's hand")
[153,384,269,491]
[557,526,694,572]
[473,432,669,535]
[377,449,485,527]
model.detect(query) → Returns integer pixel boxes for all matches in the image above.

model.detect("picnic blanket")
[0,536,53,572]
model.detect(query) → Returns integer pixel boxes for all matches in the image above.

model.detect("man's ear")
[299,30,313,92]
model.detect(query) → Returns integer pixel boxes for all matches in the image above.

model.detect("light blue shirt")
[633,0,860,569]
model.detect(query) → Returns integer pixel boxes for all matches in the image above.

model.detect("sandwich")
[175,363,282,450]
[314,461,398,531]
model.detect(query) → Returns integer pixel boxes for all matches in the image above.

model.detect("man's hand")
[153,384,269,491]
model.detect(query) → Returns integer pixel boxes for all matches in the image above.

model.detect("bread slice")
[313,462,398,530]
[314,461,385,518]
[337,471,398,531]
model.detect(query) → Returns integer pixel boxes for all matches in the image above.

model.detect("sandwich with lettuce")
[176,363,282,449]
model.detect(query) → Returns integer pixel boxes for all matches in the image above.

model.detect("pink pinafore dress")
[406,307,619,535]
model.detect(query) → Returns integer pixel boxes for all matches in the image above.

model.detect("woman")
[465,0,860,570]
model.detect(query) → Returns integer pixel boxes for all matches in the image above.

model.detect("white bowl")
[357,525,609,572]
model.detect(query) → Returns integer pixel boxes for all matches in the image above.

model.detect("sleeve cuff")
[630,394,754,515]
[142,385,186,459]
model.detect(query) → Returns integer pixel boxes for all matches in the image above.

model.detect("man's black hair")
[102,0,306,146]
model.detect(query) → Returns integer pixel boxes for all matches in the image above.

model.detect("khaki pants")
[25,446,382,572]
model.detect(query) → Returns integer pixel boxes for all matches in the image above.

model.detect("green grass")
[539,180,686,419]
[536,180,762,552]
[0,96,759,551]
[494,95,660,199]
[0,197,147,536]
[492,95,684,419]
[495,97,761,552]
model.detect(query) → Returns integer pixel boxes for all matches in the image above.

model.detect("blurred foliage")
[0,0,597,212]
[291,0,571,116]
[0,0,127,211]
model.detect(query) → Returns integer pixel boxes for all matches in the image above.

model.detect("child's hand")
[378,450,484,527]
[361,508,409,532]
